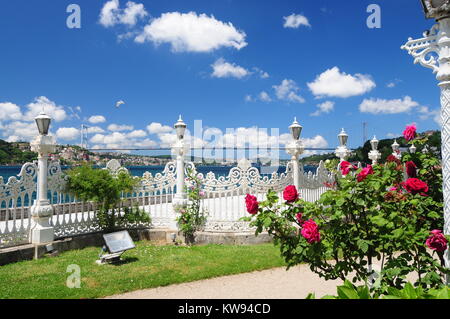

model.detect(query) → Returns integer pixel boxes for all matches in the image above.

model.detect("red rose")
[403,178,429,195]
[245,194,259,215]
[295,213,303,225]
[387,155,401,164]
[405,161,417,178]
[340,161,355,176]
[357,165,374,182]
[283,185,299,202]
[426,230,448,252]
[301,219,321,244]
[403,124,416,142]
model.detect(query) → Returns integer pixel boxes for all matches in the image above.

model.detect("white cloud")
[283,13,311,28]
[135,11,247,52]
[99,0,148,27]
[127,129,147,138]
[272,79,305,103]
[108,123,134,131]
[310,101,335,116]
[359,96,420,114]
[0,121,37,142]
[88,115,106,124]
[259,91,272,102]
[147,122,173,134]
[307,67,376,98]
[211,58,250,79]
[0,102,22,121]
[244,95,254,102]
[23,96,67,122]
[56,127,80,141]
[86,126,105,133]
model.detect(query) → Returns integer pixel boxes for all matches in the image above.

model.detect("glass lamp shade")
[338,128,348,147]
[289,118,303,141]
[174,115,187,140]
[370,136,379,151]
[35,112,51,135]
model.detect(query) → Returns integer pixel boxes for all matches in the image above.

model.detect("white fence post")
[29,112,57,244]
[286,118,304,190]
[172,116,189,209]
[335,128,351,163]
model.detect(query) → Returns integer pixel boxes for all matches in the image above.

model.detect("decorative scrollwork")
[401,24,440,74]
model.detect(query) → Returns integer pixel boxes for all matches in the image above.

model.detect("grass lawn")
[0,241,286,299]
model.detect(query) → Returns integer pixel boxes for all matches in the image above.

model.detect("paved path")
[105,265,345,299]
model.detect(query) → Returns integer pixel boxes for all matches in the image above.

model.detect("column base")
[31,226,54,244]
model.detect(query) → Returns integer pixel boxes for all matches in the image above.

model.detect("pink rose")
[357,165,374,182]
[283,185,299,203]
[245,194,259,215]
[405,161,417,178]
[301,219,321,244]
[426,230,448,252]
[403,124,417,142]
[340,161,355,176]
[403,178,428,195]
[388,186,398,192]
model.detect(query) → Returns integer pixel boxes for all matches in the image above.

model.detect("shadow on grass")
[110,257,139,266]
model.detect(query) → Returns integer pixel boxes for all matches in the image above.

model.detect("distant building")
[12,142,30,151]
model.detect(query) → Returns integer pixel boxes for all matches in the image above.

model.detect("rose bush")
[243,125,449,293]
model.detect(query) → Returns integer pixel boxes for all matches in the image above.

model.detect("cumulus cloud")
[127,129,147,138]
[1,121,37,142]
[135,11,247,52]
[211,58,250,79]
[359,96,420,114]
[147,122,173,134]
[0,102,22,121]
[259,91,272,102]
[56,127,80,141]
[99,0,148,27]
[23,96,68,122]
[273,79,305,103]
[283,13,311,28]
[108,123,134,131]
[88,115,106,124]
[310,101,335,117]
[307,67,376,98]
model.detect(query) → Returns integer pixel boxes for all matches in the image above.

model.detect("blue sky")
[0,0,442,158]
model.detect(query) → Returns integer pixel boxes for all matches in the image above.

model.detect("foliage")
[245,131,449,294]
[306,280,450,299]
[175,168,208,240]
[0,139,37,165]
[65,165,150,232]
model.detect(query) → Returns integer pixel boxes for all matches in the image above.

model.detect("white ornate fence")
[0,156,335,248]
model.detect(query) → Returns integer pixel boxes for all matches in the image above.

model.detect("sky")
[0,0,443,160]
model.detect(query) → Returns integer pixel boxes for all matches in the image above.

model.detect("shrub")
[306,280,450,299]
[65,164,150,232]
[244,127,449,294]
[174,168,208,242]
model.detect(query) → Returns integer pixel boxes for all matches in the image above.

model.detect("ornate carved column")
[172,116,189,208]
[402,1,450,277]
[29,112,57,244]
[286,118,304,190]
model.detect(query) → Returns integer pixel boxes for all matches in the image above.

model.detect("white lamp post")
[392,139,401,159]
[172,115,189,207]
[286,117,304,190]
[368,136,381,165]
[30,112,56,244]
[335,128,351,162]
[402,0,450,278]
